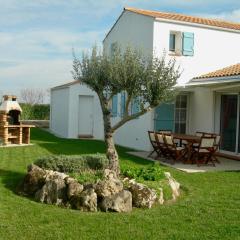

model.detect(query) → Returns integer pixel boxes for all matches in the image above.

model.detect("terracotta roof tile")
[193,63,240,80]
[125,7,240,31]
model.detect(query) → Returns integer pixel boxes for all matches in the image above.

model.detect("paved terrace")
[127,151,240,173]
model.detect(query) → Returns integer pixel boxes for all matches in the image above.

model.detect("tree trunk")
[102,103,120,175]
[105,131,120,175]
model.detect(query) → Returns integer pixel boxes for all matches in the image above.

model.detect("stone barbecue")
[0,95,34,145]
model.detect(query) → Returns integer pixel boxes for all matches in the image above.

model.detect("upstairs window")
[169,33,176,52]
[169,31,194,57]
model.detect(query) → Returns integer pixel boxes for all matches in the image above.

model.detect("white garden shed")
[50,80,104,139]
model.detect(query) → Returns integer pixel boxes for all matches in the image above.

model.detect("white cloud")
[200,9,240,22]
[0,59,73,95]
[0,29,105,61]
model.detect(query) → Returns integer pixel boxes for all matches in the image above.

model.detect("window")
[174,95,188,134]
[169,31,194,56]
[121,92,126,117]
[131,97,140,115]
[169,33,176,52]
[111,95,118,117]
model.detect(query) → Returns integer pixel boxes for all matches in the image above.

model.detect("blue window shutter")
[131,98,140,115]
[112,95,118,117]
[121,92,126,117]
[182,32,194,56]
[154,103,175,131]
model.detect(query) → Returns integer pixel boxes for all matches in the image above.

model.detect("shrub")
[121,163,165,181]
[20,103,50,120]
[34,154,109,173]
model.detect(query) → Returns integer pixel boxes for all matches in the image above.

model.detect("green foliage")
[34,154,109,173]
[70,170,104,184]
[72,45,181,118]
[20,103,50,120]
[121,163,165,181]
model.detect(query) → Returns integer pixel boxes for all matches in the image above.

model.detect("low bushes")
[20,103,50,120]
[121,163,165,181]
[34,154,109,173]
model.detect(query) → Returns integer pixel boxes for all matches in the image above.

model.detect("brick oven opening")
[8,110,21,125]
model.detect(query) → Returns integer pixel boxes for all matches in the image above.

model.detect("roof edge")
[51,80,80,90]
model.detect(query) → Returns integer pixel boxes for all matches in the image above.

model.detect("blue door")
[154,103,175,131]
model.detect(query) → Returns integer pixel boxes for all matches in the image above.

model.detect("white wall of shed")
[68,84,104,140]
[50,87,70,138]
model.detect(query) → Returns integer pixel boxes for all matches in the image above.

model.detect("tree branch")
[125,93,132,117]
[112,106,153,132]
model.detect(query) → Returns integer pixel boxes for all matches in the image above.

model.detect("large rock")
[71,188,97,212]
[35,171,67,205]
[21,164,46,195]
[65,177,83,199]
[164,172,180,200]
[95,169,123,198]
[129,181,157,208]
[100,190,132,213]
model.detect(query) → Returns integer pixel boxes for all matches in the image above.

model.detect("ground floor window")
[154,94,188,133]
[220,94,240,153]
[174,95,187,134]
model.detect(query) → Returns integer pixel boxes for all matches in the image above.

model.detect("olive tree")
[72,46,180,174]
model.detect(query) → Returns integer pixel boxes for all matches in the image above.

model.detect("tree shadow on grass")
[0,168,25,194]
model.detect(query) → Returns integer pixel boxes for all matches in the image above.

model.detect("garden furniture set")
[148,130,221,166]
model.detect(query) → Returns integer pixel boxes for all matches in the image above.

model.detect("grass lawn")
[0,128,240,240]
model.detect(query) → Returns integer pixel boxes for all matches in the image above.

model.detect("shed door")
[78,95,94,136]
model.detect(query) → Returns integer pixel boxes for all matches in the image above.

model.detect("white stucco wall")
[188,87,215,134]
[103,11,154,56]
[68,83,104,140]
[50,87,70,138]
[153,20,240,85]
[110,93,154,151]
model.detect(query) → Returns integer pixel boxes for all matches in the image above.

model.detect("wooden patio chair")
[195,131,204,137]
[158,130,172,134]
[163,134,186,164]
[194,136,216,166]
[147,131,159,158]
[155,132,168,159]
[212,134,221,164]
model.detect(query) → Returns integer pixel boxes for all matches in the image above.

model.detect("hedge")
[20,103,50,120]
[34,154,110,173]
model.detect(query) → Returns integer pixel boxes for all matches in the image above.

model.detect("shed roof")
[51,80,80,90]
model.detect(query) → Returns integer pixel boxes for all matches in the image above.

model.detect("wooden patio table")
[172,133,201,164]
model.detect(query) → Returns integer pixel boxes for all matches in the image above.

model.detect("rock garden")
[18,154,181,213]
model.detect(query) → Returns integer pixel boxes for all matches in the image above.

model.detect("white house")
[50,7,240,156]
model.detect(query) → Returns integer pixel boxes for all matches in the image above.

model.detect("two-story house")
[50,7,240,156]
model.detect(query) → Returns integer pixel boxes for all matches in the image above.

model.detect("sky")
[1,0,240,101]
